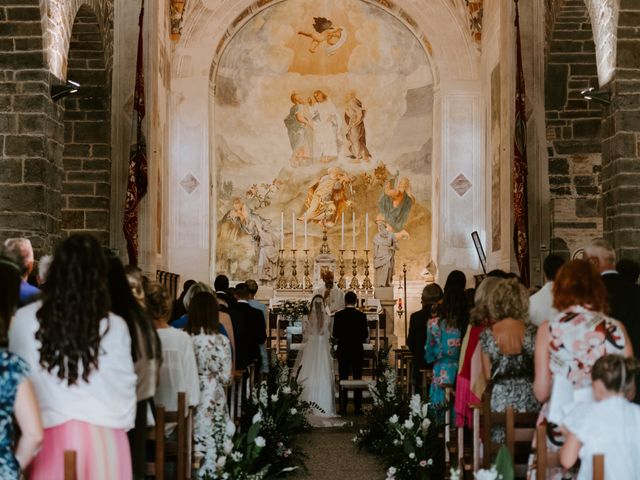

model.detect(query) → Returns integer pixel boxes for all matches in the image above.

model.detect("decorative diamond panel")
[180,172,200,195]
[450,173,472,197]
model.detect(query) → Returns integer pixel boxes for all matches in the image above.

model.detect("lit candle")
[341,212,345,250]
[292,212,296,250]
[365,212,369,250]
[304,213,308,250]
[352,212,356,250]
[280,212,284,249]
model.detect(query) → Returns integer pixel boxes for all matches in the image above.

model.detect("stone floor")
[289,416,383,479]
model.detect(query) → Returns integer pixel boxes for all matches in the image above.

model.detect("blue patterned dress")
[425,317,462,406]
[0,350,29,479]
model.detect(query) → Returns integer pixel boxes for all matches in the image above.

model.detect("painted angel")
[298,17,345,54]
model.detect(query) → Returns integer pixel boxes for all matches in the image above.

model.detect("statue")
[373,217,398,287]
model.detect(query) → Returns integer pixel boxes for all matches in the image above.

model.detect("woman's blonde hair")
[487,278,529,322]
[469,276,501,326]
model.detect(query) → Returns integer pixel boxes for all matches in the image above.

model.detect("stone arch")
[60,5,111,244]
[545,0,603,259]
[0,1,63,255]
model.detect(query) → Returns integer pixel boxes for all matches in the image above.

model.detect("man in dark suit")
[332,291,369,414]
[230,282,267,371]
[214,274,234,311]
[407,283,443,394]
[586,239,640,402]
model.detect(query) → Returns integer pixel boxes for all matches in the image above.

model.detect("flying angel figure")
[298,17,346,54]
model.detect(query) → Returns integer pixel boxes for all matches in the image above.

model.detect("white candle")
[292,212,296,250]
[304,213,308,250]
[341,212,345,250]
[365,212,369,250]
[352,212,356,250]
[280,212,284,249]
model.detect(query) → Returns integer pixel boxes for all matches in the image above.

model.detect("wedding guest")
[9,234,137,479]
[214,274,234,309]
[231,283,266,371]
[406,283,443,394]
[185,292,232,478]
[425,270,466,419]
[561,355,640,480]
[170,279,196,321]
[530,259,632,479]
[124,265,146,308]
[617,258,640,285]
[0,257,42,479]
[36,254,53,287]
[480,278,539,442]
[246,279,269,373]
[333,291,369,414]
[454,276,501,428]
[2,238,39,306]
[529,254,565,327]
[107,256,162,480]
[145,282,199,420]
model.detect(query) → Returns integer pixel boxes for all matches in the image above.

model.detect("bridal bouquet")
[271,300,310,323]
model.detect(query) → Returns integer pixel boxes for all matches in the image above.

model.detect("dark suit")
[230,301,267,371]
[332,306,368,412]
[407,308,431,389]
[602,271,640,403]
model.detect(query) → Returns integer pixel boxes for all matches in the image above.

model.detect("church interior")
[1,0,640,478]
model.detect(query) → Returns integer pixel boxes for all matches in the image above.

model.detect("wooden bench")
[338,379,374,414]
[64,450,77,480]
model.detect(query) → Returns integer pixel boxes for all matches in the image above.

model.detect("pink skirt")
[30,420,132,480]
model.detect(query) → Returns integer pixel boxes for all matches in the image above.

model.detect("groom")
[332,291,369,415]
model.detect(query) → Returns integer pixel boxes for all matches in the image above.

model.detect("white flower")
[231,451,243,462]
[254,436,266,447]
[289,407,298,415]
[450,467,461,480]
[421,403,430,417]
[474,467,500,480]
[282,386,292,394]
[222,474,229,480]
[410,394,422,415]
[427,458,433,466]
[389,414,399,424]
[386,466,397,478]
[223,439,234,454]
[271,394,279,402]
[416,437,423,447]
[225,420,236,436]
[421,418,431,432]
[216,456,226,468]
[252,412,262,424]
[403,419,414,429]
[352,436,358,443]
[409,452,415,459]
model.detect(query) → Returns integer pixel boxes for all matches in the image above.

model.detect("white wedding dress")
[294,296,344,427]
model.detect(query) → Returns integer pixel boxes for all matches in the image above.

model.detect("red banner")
[513,0,530,286]
[123,0,147,266]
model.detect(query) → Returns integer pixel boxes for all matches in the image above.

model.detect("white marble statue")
[373,219,398,287]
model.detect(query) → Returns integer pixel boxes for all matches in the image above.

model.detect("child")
[560,354,640,480]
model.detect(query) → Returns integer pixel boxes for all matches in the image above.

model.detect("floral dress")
[0,350,29,479]
[425,317,461,407]
[192,332,232,479]
[480,323,540,443]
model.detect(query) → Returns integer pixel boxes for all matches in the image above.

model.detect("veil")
[302,295,331,339]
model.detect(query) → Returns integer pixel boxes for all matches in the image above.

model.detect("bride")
[294,295,341,424]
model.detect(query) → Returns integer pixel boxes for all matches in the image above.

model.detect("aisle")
[290,424,383,479]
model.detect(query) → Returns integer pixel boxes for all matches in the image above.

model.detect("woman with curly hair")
[480,278,539,442]
[0,257,42,479]
[9,234,137,480]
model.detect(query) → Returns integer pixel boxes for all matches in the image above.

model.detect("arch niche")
[168,0,483,285]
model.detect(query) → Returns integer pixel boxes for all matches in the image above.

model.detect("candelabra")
[361,249,372,290]
[320,220,330,254]
[402,263,408,342]
[289,249,301,289]
[337,249,346,289]
[349,249,360,290]
[277,249,288,289]
[303,249,312,290]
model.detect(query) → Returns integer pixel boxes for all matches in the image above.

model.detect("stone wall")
[601,0,640,262]
[60,6,110,244]
[545,0,603,258]
[0,2,64,255]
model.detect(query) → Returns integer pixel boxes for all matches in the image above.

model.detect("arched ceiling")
[173,0,480,83]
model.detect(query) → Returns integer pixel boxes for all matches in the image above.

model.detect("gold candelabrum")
[337,249,347,289]
[303,249,312,290]
[320,220,330,254]
[349,249,360,290]
[361,249,373,290]
[277,249,288,289]
[289,249,301,289]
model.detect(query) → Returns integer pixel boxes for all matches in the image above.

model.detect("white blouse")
[9,301,137,430]
[155,327,200,411]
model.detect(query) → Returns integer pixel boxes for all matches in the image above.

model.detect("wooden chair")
[64,450,77,480]
[156,270,180,301]
[535,425,604,480]
[145,405,166,480]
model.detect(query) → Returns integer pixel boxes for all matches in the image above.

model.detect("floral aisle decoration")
[271,300,310,323]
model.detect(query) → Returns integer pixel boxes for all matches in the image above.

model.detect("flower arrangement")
[271,300,310,323]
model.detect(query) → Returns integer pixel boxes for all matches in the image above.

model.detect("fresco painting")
[213,0,433,282]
